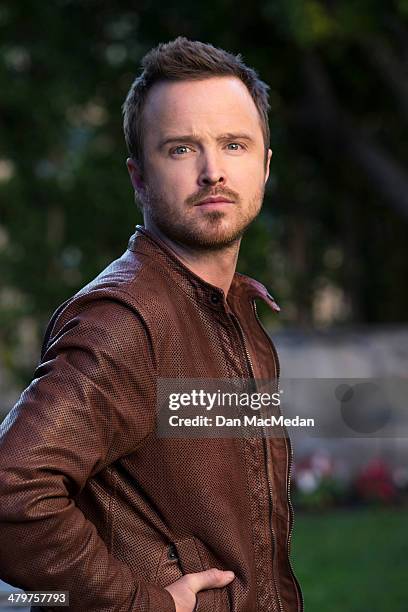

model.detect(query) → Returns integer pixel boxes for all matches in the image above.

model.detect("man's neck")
[144,222,240,297]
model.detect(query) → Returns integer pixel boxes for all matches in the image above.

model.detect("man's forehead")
[143,76,262,139]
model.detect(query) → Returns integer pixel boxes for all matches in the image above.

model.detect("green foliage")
[1,1,408,381]
[263,0,339,46]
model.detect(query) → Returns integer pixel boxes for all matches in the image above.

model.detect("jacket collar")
[127,225,280,313]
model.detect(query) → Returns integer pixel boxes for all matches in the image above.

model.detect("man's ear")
[126,158,145,194]
[264,148,273,184]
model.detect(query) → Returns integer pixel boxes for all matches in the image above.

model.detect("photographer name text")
[168,415,315,427]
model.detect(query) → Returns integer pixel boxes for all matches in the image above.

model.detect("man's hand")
[164,568,235,612]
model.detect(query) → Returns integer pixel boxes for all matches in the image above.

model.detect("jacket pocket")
[155,537,209,587]
[163,537,229,612]
[155,542,184,587]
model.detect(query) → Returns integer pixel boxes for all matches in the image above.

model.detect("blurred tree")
[0,0,407,382]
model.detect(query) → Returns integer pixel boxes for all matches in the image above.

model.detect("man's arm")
[0,297,175,612]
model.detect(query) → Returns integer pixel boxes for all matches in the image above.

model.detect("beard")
[139,183,265,252]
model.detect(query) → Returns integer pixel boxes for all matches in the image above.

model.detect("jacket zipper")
[252,300,305,612]
[229,311,282,612]
[285,436,305,612]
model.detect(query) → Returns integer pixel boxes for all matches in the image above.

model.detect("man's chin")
[169,223,248,251]
[187,233,242,250]
[147,207,259,251]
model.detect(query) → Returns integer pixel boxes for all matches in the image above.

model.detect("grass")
[290,507,407,611]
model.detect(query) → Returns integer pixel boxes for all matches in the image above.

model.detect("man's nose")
[197,151,226,187]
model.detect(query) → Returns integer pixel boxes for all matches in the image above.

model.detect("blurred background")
[0,1,407,610]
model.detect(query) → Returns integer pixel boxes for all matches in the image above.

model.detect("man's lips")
[195,196,235,206]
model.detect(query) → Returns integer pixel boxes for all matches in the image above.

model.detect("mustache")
[186,186,240,206]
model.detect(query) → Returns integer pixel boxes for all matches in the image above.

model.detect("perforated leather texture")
[0,226,302,612]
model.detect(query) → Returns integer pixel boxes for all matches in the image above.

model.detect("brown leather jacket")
[0,226,303,612]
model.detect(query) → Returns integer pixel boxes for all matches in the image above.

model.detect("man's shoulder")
[40,249,156,350]
[76,247,164,302]
[63,245,171,312]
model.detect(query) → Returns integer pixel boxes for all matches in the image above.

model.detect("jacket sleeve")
[0,296,176,612]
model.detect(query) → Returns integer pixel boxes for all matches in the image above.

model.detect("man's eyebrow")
[217,132,255,143]
[158,132,255,148]
[158,135,199,148]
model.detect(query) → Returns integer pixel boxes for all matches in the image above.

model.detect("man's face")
[127,76,272,250]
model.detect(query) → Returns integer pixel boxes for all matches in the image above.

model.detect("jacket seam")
[241,438,260,612]
[225,314,261,611]
[107,466,116,553]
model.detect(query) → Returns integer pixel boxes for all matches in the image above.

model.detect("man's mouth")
[195,196,235,206]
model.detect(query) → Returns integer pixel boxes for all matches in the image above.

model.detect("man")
[0,38,303,611]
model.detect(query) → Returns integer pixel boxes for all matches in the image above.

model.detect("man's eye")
[171,145,192,155]
[226,143,243,151]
